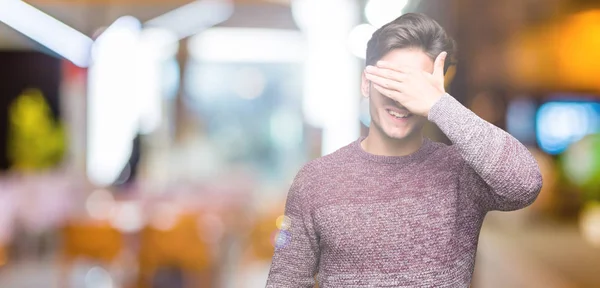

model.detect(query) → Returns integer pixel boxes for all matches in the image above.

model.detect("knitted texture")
[266,93,543,287]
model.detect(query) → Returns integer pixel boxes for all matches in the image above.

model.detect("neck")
[361,127,424,157]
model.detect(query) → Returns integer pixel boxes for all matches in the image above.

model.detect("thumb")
[433,51,447,79]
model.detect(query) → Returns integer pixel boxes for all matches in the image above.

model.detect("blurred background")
[0,0,599,287]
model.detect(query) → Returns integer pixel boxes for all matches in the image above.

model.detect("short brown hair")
[366,13,456,73]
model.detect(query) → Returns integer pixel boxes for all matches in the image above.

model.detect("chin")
[376,112,424,140]
[383,127,416,140]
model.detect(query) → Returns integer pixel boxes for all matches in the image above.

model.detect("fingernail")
[366,66,376,72]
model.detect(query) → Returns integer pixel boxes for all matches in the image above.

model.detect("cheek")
[370,90,393,106]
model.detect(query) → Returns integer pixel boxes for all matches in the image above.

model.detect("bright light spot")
[87,16,142,187]
[137,27,179,61]
[150,202,180,231]
[292,0,361,155]
[272,230,291,249]
[232,67,266,99]
[109,201,143,233]
[0,0,93,67]
[536,102,600,154]
[348,24,377,59]
[85,189,115,220]
[276,215,291,230]
[84,266,113,288]
[365,0,410,28]
[88,17,176,185]
[188,28,305,63]
[580,202,600,247]
[92,16,142,63]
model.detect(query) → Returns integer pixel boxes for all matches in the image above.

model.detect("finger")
[375,61,416,73]
[364,71,404,92]
[372,84,408,103]
[365,66,408,82]
[432,51,447,79]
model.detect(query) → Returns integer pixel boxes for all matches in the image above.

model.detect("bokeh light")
[580,202,600,247]
[365,0,410,28]
[536,101,600,155]
[272,229,291,249]
[562,133,600,199]
[275,215,291,231]
[85,189,116,220]
[347,24,377,59]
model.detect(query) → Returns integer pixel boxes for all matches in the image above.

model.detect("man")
[266,13,542,287]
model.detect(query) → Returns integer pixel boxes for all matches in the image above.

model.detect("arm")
[266,165,320,287]
[428,93,543,212]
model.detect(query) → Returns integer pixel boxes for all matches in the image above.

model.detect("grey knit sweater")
[266,93,543,287]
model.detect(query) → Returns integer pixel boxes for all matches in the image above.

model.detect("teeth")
[388,110,410,118]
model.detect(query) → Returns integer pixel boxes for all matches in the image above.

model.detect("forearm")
[428,93,543,210]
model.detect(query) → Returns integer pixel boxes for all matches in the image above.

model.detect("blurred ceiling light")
[135,28,177,135]
[188,28,304,63]
[89,17,175,187]
[365,0,410,28]
[91,16,141,62]
[137,27,179,61]
[87,16,142,187]
[348,23,377,59]
[291,0,361,155]
[0,0,93,67]
[145,0,234,40]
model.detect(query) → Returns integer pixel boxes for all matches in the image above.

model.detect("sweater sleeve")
[428,93,543,212]
[266,165,320,287]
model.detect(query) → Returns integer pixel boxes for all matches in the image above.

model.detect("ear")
[361,71,370,98]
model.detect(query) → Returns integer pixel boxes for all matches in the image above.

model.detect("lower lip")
[387,111,412,123]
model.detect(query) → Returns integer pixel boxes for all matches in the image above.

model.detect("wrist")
[425,91,445,117]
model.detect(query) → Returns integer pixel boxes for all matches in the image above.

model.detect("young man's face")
[361,48,434,141]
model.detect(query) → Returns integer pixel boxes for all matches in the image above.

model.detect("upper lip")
[385,107,411,115]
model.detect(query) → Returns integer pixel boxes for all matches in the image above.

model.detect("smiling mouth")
[386,109,412,119]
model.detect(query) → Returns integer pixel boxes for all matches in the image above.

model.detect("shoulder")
[300,140,356,175]
[290,141,355,193]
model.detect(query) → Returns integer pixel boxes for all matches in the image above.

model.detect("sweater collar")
[353,136,434,164]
